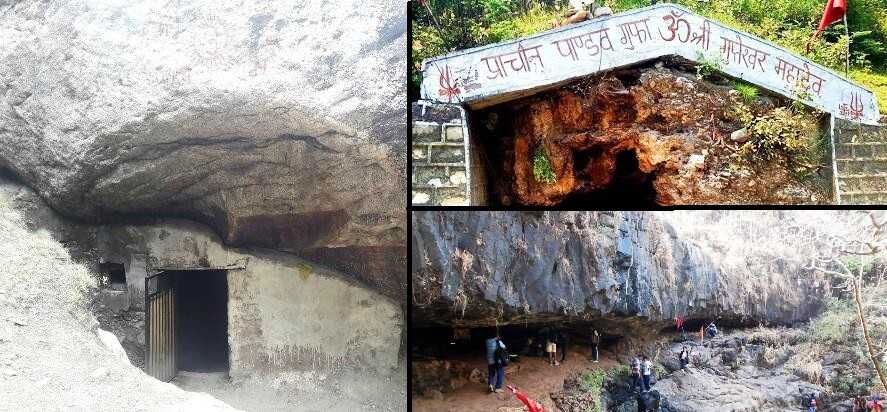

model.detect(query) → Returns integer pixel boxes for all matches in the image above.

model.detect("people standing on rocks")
[546,335,558,366]
[642,356,654,391]
[706,321,718,339]
[556,330,568,363]
[485,333,507,393]
[591,329,600,363]
[805,391,818,412]
[853,393,867,412]
[631,355,643,392]
[675,316,686,340]
[679,346,690,370]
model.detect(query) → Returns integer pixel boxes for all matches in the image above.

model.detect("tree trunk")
[853,278,887,391]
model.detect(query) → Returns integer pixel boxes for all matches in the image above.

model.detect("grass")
[734,81,759,103]
[852,70,887,114]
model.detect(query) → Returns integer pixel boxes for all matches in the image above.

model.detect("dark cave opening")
[174,270,229,373]
[411,323,622,362]
[561,149,658,207]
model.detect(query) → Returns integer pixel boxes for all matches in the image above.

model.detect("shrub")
[733,81,759,103]
[581,369,607,412]
[739,107,822,177]
[695,51,724,80]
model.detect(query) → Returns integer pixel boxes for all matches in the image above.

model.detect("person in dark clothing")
[485,334,507,393]
[630,356,643,392]
[679,346,690,370]
[591,329,601,363]
[556,331,568,363]
[706,322,718,338]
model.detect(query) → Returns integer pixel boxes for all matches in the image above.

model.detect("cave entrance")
[562,149,657,207]
[411,323,623,398]
[145,269,229,381]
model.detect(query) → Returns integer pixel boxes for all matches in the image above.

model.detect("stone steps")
[832,119,887,204]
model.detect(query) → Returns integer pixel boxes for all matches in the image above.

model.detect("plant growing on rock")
[733,81,759,104]
[532,144,557,184]
[694,51,724,80]
[738,107,823,179]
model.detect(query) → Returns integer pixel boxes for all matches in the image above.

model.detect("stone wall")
[96,221,403,379]
[833,118,887,204]
[411,101,472,206]
[0,174,402,380]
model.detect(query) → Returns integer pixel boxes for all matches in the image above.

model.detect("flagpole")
[843,13,850,77]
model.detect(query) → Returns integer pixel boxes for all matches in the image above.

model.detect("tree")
[801,211,887,393]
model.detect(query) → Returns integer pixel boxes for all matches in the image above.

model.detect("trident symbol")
[438,65,461,103]
[840,92,865,121]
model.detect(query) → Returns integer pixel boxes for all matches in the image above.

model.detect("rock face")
[0,1,406,301]
[474,67,826,206]
[411,211,825,329]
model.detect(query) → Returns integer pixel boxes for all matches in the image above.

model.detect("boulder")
[730,128,751,143]
[0,0,406,302]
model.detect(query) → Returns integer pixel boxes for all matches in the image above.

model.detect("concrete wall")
[420,3,880,124]
[95,221,402,379]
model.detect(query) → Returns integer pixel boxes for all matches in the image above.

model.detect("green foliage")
[580,369,607,412]
[695,51,724,80]
[809,298,857,345]
[833,372,876,397]
[532,145,557,183]
[739,107,824,180]
[486,6,563,43]
[852,70,887,114]
[733,81,759,103]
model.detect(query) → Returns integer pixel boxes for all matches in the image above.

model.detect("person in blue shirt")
[485,333,507,393]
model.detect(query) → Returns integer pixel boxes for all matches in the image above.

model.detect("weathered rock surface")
[411,211,825,329]
[475,67,826,206]
[603,332,825,412]
[0,1,406,300]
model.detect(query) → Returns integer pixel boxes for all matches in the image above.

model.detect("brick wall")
[411,101,471,206]
[833,118,887,204]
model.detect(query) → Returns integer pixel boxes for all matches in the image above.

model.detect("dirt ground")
[412,345,617,412]
[174,369,406,412]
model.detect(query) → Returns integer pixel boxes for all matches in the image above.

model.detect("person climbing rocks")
[806,391,817,412]
[507,385,545,412]
[869,393,886,412]
[706,321,718,338]
[485,333,507,393]
[546,335,558,366]
[679,346,691,370]
[641,356,654,391]
[591,329,600,363]
[631,355,643,392]
[556,330,568,363]
[853,393,866,412]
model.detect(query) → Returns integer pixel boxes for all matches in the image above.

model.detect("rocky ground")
[603,329,827,412]
[411,327,870,412]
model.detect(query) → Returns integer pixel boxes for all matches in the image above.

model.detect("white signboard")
[420,3,880,125]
